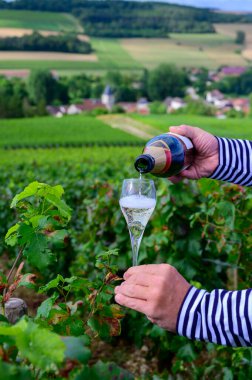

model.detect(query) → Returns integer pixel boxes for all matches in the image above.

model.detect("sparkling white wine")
[119,194,156,265]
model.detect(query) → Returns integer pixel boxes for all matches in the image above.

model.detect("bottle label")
[144,146,172,174]
[168,133,193,150]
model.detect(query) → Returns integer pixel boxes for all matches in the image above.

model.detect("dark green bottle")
[134,133,194,178]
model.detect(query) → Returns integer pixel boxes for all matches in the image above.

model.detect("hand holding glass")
[119,178,156,266]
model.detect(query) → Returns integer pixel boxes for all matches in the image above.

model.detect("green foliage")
[183,99,216,116]
[75,360,134,380]
[0,31,92,54]
[213,69,252,96]
[0,115,252,378]
[27,69,67,106]
[236,30,246,45]
[0,9,82,32]
[5,181,71,271]
[0,318,65,370]
[147,64,188,100]
[149,101,167,115]
[0,181,126,379]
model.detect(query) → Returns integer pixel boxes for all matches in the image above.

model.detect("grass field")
[0,38,142,72]
[0,10,251,73]
[121,34,247,69]
[214,23,252,61]
[0,115,142,148]
[0,10,82,32]
[0,11,251,73]
[133,114,252,139]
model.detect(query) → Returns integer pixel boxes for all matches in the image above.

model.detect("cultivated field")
[0,51,97,62]
[0,10,251,73]
[0,10,83,32]
[0,37,141,72]
[133,114,252,139]
[214,23,252,61]
[121,34,247,69]
[0,115,142,148]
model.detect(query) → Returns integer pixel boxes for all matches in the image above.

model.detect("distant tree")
[184,99,215,116]
[67,74,91,103]
[249,93,252,117]
[149,101,167,114]
[91,82,104,99]
[193,68,209,95]
[235,30,246,45]
[147,64,188,100]
[140,69,149,98]
[27,69,68,104]
[105,71,137,102]
[0,77,26,118]
[226,108,245,118]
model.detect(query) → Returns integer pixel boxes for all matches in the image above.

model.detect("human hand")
[114,264,190,332]
[169,125,219,182]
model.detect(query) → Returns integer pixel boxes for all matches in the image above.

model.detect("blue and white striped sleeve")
[177,286,252,347]
[209,137,252,186]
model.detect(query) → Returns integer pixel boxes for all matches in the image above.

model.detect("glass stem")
[130,232,143,267]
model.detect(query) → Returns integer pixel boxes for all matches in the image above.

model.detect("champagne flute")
[119,178,156,266]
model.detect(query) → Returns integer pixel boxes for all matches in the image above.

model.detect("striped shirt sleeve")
[209,137,252,186]
[177,286,252,347]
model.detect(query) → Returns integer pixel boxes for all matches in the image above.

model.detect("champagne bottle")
[134,132,194,178]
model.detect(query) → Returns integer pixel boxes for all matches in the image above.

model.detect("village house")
[219,66,247,78]
[136,98,149,114]
[230,98,250,114]
[206,89,224,105]
[164,97,186,113]
[117,102,137,113]
[186,87,199,100]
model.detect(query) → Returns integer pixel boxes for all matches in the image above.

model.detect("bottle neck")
[134,154,155,174]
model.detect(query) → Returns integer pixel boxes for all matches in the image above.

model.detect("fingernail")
[115,294,121,303]
[115,286,120,293]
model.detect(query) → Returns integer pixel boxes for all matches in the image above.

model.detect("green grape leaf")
[0,319,65,371]
[62,336,91,364]
[38,274,65,294]
[19,224,34,246]
[75,361,134,380]
[29,215,49,229]
[36,292,59,319]
[5,223,20,246]
[45,194,72,220]
[24,234,56,270]
[0,360,33,380]
[37,183,64,199]
[10,181,39,208]
[214,201,236,229]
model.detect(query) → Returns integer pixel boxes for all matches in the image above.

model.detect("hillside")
[0,1,251,73]
[0,0,243,37]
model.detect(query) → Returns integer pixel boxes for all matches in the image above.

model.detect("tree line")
[0,32,92,54]
[1,64,252,119]
[0,65,188,119]
[2,0,252,37]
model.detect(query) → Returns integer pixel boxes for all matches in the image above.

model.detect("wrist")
[206,136,220,178]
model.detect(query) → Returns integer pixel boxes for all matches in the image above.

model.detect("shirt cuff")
[176,286,207,339]
[209,137,252,186]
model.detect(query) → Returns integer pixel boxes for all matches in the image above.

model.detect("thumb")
[169,125,198,141]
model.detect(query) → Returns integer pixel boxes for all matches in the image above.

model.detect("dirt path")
[0,51,97,61]
[0,28,90,41]
[99,115,159,140]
